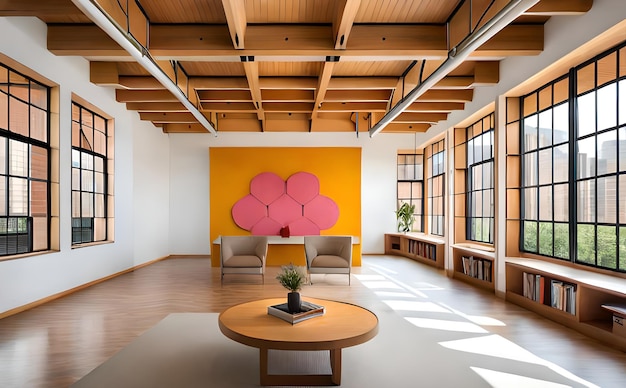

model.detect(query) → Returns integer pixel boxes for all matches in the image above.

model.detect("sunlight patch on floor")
[374,291,416,298]
[384,300,451,313]
[471,367,573,388]
[353,274,387,281]
[439,303,506,326]
[405,317,488,333]
[413,282,445,290]
[360,281,404,290]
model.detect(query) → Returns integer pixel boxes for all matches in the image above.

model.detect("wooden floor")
[1,255,625,388]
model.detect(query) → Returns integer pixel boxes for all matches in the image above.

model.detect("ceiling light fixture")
[369,0,539,137]
[71,0,218,136]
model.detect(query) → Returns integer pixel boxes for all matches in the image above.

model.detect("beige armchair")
[220,236,268,283]
[304,236,352,285]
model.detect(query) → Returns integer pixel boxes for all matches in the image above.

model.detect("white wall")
[0,17,170,313]
[168,131,430,255]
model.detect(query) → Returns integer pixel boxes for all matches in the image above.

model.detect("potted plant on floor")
[395,202,416,233]
[276,263,306,313]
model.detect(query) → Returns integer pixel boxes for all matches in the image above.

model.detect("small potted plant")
[276,263,306,313]
[395,202,416,233]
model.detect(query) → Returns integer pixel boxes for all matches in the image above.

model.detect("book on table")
[267,300,325,324]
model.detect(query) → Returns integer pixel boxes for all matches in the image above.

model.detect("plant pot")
[287,291,301,313]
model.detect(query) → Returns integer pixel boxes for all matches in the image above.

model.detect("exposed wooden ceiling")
[0,0,593,134]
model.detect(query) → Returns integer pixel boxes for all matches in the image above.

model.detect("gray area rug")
[72,309,596,388]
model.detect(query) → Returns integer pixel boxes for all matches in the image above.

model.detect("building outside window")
[71,102,109,245]
[427,139,445,236]
[0,63,50,256]
[397,153,423,232]
[466,114,495,244]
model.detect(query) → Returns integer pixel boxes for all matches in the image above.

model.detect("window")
[518,40,626,273]
[397,153,423,232]
[521,76,570,260]
[427,139,445,236]
[0,63,50,256]
[71,102,109,245]
[466,114,495,243]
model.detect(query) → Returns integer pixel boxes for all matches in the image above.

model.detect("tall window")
[519,40,626,273]
[466,114,495,243]
[71,102,108,245]
[397,153,423,232]
[574,45,626,271]
[427,139,445,236]
[0,63,50,256]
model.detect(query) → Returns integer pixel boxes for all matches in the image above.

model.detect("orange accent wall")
[210,147,361,266]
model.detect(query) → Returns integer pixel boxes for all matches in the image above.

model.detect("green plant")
[395,202,416,232]
[276,263,306,292]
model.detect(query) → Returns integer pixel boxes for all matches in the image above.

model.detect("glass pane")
[539,222,553,256]
[0,91,8,130]
[474,135,483,163]
[554,223,569,259]
[474,191,482,217]
[95,194,105,217]
[467,139,474,166]
[597,225,617,269]
[620,79,626,126]
[81,170,94,192]
[71,168,80,190]
[523,221,538,252]
[94,217,106,241]
[8,177,27,216]
[9,96,28,136]
[81,192,94,217]
[9,139,28,177]
[618,174,626,223]
[483,189,492,217]
[553,144,568,183]
[81,152,94,171]
[553,102,569,143]
[523,151,537,186]
[620,127,626,172]
[597,83,617,131]
[538,149,552,185]
[30,145,47,180]
[95,172,105,194]
[577,224,595,265]
[577,91,596,137]
[619,226,626,271]
[30,181,47,216]
[524,187,537,220]
[0,137,6,174]
[553,183,568,222]
[597,176,617,224]
[523,114,538,151]
[32,216,48,251]
[72,121,81,148]
[483,162,492,189]
[0,176,5,216]
[597,129,617,175]
[577,180,595,223]
[30,82,47,109]
[577,136,596,179]
[30,107,47,143]
[397,182,411,199]
[539,186,553,221]
[472,164,483,191]
[71,192,81,217]
[538,110,553,147]
[412,182,422,199]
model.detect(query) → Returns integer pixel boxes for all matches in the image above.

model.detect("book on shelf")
[267,300,325,324]
[550,280,576,315]
[461,255,492,282]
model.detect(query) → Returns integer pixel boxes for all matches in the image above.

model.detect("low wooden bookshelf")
[451,244,495,292]
[506,258,626,352]
[384,233,444,269]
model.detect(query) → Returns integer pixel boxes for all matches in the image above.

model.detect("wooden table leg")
[330,348,342,385]
[259,348,270,386]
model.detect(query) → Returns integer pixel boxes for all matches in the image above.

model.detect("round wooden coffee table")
[218,297,378,386]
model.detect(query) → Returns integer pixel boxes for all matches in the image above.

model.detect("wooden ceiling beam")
[259,77,317,90]
[416,89,474,102]
[0,0,82,17]
[432,76,474,89]
[324,89,391,102]
[327,77,398,90]
[260,90,315,102]
[47,24,544,59]
[311,62,335,119]
[525,0,592,15]
[139,112,201,123]
[242,61,265,123]
[126,102,187,112]
[161,123,211,133]
[473,61,500,86]
[117,76,164,89]
[189,77,250,90]
[200,102,258,112]
[382,123,431,133]
[405,102,466,112]
[196,90,252,102]
[115,89,177,102]
[394,112,449,123]
[221,0,247,49]
[319,102,388,112]
[262,103,314,113]
[333,0,361,50]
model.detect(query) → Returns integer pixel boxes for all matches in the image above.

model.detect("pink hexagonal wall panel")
[231,194,267,230]
[304,195,339,229]
[232,171,339,236]
[287,172,319,204]
[250,172,285,205]
[268,194,303,227]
